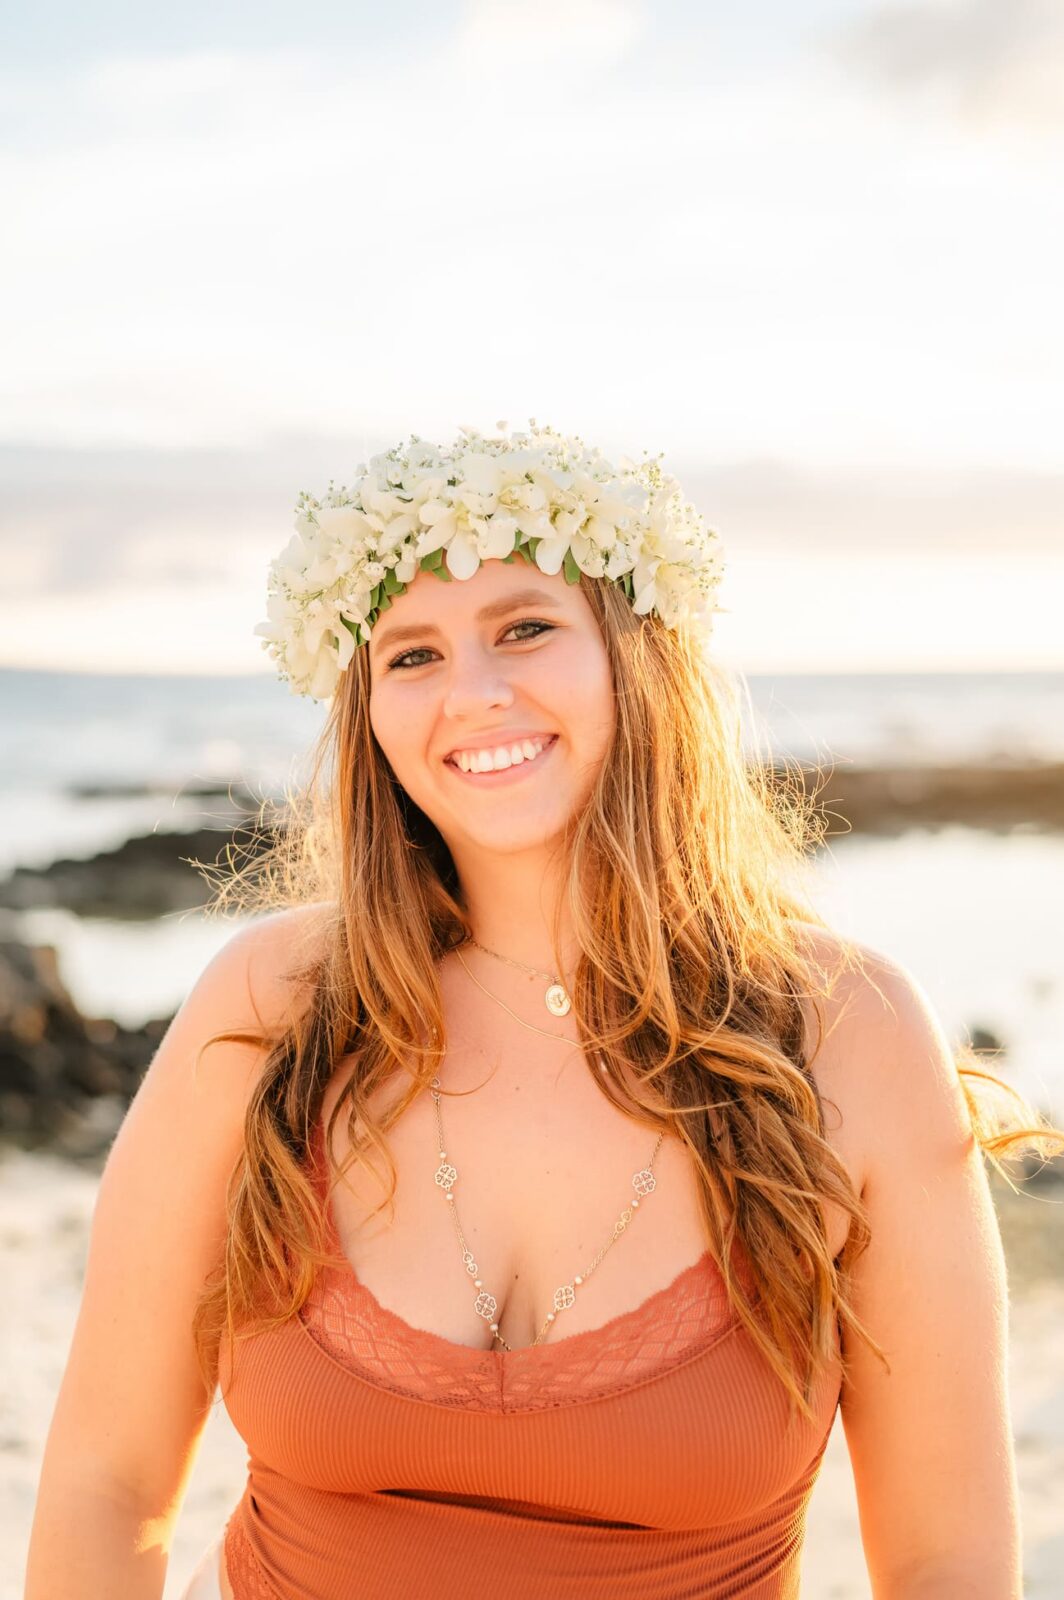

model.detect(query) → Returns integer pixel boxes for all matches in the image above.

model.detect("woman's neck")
[452,846,579,979]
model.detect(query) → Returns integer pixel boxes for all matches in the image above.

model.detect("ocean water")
[2,666,1063,1120]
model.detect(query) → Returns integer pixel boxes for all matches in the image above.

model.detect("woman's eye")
[386,619,555,672]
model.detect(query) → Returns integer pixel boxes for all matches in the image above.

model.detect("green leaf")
[340,616,361,640]
[377,591,393,612]
[563,549,581,585]
[525,536,541,559]
[419,548,444,571]
[383,566,402,594]
[433,562,453,582]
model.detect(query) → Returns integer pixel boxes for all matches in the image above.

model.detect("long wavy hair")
[191,560,1063,1426]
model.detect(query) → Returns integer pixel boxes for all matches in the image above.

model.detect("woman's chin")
[437,803,574,856]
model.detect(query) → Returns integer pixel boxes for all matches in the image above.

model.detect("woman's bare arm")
[836,948,1021,1598]
[23,905,324,1599]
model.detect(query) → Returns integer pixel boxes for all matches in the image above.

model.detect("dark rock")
[0,937,172,1159]
[782,759,1064,838]
[65,779,265,804]
[0,820,281,919]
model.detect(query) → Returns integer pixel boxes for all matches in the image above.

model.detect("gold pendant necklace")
[462,935,572,1016]
[453,947,612,1078]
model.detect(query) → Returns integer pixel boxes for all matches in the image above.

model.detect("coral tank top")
[216,1113,843,1599]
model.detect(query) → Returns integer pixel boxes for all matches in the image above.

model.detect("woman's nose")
[441,650,515,718]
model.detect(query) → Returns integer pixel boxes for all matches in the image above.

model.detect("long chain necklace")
[430,1076,664,1350]
[436,939,665,1350]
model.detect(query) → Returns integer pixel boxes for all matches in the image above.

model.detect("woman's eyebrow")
[371,588,563,652]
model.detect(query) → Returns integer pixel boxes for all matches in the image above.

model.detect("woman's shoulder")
[787,919,959,1198]
[214,900,339,1023]
[789,918,944,1052]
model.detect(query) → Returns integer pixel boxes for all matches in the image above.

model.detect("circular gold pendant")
[545,983,571,1017]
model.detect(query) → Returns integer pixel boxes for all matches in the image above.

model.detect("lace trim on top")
[226,1515,279,1599]
[297,1115,754,1413]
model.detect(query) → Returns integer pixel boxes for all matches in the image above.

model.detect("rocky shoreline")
[792,757,1064,836]
[2,759,1062,924]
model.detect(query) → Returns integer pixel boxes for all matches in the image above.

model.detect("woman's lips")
[444,733,559,784]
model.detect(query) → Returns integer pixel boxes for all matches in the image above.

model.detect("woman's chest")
[315,1029,861,1354]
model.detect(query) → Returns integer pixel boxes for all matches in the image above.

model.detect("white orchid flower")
[455,451,506,496]
[532,536,570,576]
[315,505,375,546]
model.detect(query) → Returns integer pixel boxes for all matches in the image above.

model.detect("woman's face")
[367,558,615,857]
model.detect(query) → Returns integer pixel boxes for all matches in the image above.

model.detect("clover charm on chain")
[430,1067,667,1350]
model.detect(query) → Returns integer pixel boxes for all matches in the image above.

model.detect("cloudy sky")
[2,0,1062,674]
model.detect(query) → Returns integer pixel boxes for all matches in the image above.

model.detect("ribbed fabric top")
[217,1114,842,1598]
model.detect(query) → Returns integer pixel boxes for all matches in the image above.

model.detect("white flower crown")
[254,418,727,700]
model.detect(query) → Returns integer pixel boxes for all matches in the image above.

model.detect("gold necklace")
[453,946,611,1079]
[430,1074,665,1350]
[461,935,573,1017]
[428,934,659,1350]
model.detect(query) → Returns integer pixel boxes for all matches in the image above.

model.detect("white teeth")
[451,736,551,774]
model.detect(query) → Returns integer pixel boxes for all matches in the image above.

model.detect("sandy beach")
[3,1143,1060,1599]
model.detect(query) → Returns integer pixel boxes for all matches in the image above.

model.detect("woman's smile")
[443,732,560,784]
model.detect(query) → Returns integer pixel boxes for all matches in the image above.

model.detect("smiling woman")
[24,422,1063,1600]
